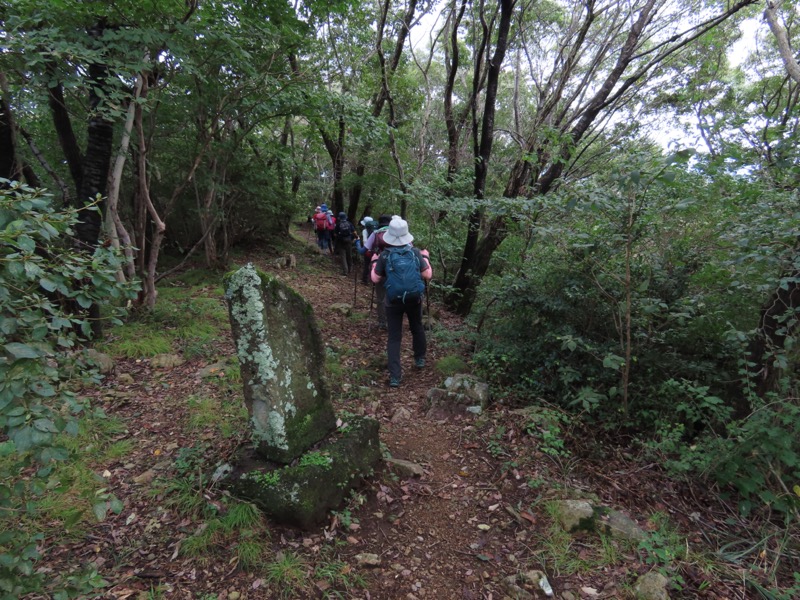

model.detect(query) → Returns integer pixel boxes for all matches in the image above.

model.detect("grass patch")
[435,355,469,377]
[180,499,271,572]
[187,395,220,430]
[99,273,231,360]
[314,549,367,597]
[100,323,173,358]
[186,392,248,438]
[264,550,309,598]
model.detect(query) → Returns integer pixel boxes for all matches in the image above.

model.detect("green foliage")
[469,154,800,526]
[638,513,688,567]
[709,392,800,517]
[523,407,571,459]
[0,182,138,596]
[298,451,332,468]
[313,548,366,598]
[244,469,281,487]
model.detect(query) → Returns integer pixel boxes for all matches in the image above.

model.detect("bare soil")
[30,223,788,599]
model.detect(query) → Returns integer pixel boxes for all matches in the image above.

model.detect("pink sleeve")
[420,250,433,281]
[370,256,383,284]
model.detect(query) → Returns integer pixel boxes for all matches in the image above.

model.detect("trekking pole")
[352,244,358,308]
[425,280,432,332]
[367,283,375,334]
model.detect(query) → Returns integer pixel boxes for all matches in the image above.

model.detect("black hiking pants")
[385,299,426,382]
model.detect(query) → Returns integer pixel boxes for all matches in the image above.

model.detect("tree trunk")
[106,73,141,282]
[48,80,84,199]
[321,118,346,215]
[75,59,114,250]
[448,0,515,316]
[199,156,219,268]
[343,0,418,219]
[0,73,22,182]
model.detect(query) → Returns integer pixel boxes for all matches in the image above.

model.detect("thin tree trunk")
[134,77,165,309]
[106,73,142,282]
[621,188,635,415]
[199,156,219,268]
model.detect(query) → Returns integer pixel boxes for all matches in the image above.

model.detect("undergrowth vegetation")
[448,156,800,593]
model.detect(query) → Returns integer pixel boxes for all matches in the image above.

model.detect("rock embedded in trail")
[426,373,491,416]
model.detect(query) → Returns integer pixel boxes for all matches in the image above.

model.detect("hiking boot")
[389,377,401,388]
[378,323,387,331]
[415,358,426,368]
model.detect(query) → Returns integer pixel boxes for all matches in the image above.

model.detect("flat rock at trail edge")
[385,457,425,478]
[150,353,185,369]
[355,553,382,567]
[391,407,412,422]
[198,361,228,378]
[117,373,135,385]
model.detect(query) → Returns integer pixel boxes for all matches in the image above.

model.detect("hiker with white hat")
[370,217,432,388]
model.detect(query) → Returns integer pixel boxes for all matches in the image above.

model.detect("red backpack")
[313,212,327,231]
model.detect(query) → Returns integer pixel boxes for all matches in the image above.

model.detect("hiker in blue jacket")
[370,217,432,388]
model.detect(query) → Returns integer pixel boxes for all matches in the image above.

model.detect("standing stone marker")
[225,263,336,463]
[223,264,381,527]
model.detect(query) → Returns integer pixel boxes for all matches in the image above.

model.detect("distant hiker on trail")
[364,215,392,329]
[370,217,432,388]
[326,210,336,255]
[313,204,332,253]
[333,212,357,276]
[357,216,377,284]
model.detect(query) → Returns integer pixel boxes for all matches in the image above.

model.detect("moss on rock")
[226,416,381,528]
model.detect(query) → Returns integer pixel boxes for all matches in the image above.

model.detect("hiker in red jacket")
[312,204,332,253]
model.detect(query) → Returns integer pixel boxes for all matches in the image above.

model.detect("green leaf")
[32,418,58,433]
[11,426,34,452]
[39,277,57,292]
[92,502,108,521]
[3,342,41,359]
[603,354,625,370]
[75,294,92,309]
[109,498,124,514]
[16,235,35,254]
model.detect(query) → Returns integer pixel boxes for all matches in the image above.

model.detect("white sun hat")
[383,218,414,246]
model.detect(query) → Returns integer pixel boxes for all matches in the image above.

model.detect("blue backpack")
[384,246,426,304]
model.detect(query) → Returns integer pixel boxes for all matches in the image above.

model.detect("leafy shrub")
[0,181,138,595]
